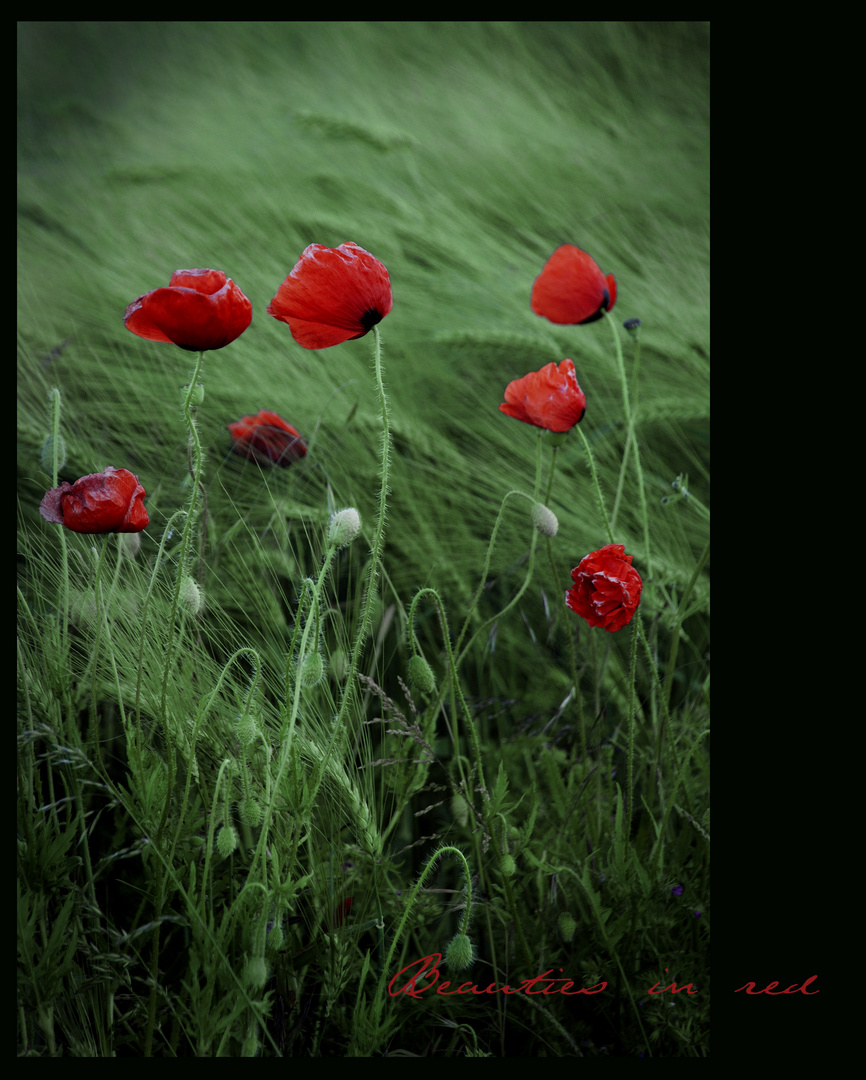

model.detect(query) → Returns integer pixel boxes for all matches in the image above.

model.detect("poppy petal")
[499,359,587,433]
[531,244,616,326]
[124,269,252,352]
[565,544,642,632]
[227,409,308,467]
[40,467,149,534]
[268,242,392,350]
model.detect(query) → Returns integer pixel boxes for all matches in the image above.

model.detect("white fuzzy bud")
[328,507,361,548]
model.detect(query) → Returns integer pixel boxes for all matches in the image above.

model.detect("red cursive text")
[388,953,607,998]
[735,976,819,995]
[647,967,698,995]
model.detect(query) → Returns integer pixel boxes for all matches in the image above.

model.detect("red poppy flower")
[123,269,252,352]
[565,544,642,632]
[267,242,393,349]
[39,467,149,534]
[227,409,308,467]
[323,897,353,933]
[499,359,587,433]
[531,244,617,326]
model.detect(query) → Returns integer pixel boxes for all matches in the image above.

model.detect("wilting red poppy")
[323,898,353,933]
[39,467,149,534]
[123,268,252,352]
[565,544,642,632]
[499,358,587,433]
[267,242,393,349]
[227,409,308,467]
[531,244,617,326]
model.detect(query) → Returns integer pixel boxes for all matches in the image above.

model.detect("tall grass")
[18,22,709,1056]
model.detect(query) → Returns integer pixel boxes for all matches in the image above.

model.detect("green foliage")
[18,21,708,1056]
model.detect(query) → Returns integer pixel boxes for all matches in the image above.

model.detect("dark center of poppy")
[578,291,609,326]
[359,307,384,331]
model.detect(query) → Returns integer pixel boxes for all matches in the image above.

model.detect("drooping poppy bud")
[444,933,475,971]
[531,502,559,537]
[407,654,436,694]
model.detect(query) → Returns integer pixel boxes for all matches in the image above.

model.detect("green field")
[18,22,709,1056]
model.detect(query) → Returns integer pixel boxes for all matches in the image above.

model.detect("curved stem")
[575,425,614,544]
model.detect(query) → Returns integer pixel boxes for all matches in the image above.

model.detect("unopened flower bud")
[500,853,516,877]
[558,911,577,942]
[239,798,262,828]
[301,651,325,687]
[119,531,141,559]
[182,381,205,406]
[329,647,349,682]
[216,824,239,858]
[450,792,470,828]
[179,576,203,615]
[445,933,475,971]
[328,507,361,548]
[266,918,284,953]
[408,654,436,694]
[40,433,67,474]
[531,502,558,538]
[244,954,268,990]
[236,709,259,745]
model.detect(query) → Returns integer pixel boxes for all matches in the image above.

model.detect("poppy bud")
[216,824,239,858]
[329,647,349,682]
[244,955,269,991]
[40,433,66,474]
[558,911,577,942]
[300,651,325,687]
[179,576,203,615]
[499,853,516,877]
[266,918,284,953]
[408,654,436,695]
[239,798,262,828]
[119,532,142,559]
[182,381,205,406]
[531,502,558,538]
[235,709,259,745]
[444,933,475,972]
[241,1033,260,1057]
[328,507,361,549]
[450,792,471,829]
